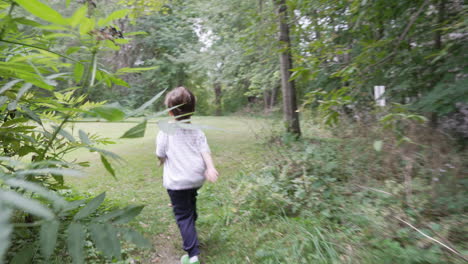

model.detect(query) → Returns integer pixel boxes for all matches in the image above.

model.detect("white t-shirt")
[155,128,210,190]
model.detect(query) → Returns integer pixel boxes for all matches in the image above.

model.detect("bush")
[232,115,467,263]
[0,1,158,263]
[237,138,346,220]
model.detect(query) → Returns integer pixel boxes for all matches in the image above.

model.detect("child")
[155,86,219,264]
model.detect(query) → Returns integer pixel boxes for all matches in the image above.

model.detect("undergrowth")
[199,118,467,263]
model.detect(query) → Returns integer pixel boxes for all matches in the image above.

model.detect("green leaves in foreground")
[100,154,116,178]
[90,105,126,122]
[73,192,106,220]
[89,224,121,260]
[120,120,147,138]
[67,223,86,264]
[0,190,54,219]
[14,0,68,26]
[65,193,149,262]
[0,204,13,264]
[40,220,60,260]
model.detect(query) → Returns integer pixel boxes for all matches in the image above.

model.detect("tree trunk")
[214,82,222,116]
[269,83,280,109]
[274,0,300,136]
[264,90,272,112]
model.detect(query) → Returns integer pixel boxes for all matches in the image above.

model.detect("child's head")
[164,86,196,120]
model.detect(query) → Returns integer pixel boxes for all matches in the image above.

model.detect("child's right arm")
[157,156,166,166]
[155,131,167,166]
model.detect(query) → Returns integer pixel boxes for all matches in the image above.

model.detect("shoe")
[180,254,200,264]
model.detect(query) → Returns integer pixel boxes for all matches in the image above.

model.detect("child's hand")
[205,167,219,182]
[158,157,166,166]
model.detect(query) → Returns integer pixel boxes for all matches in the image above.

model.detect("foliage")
[289,0,467,124]
[0,0,160,263]
[238,139,343,219]
[227,123,467,263]
[301,87,354,126]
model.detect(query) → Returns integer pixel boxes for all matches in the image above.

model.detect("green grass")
[66,116,269,263]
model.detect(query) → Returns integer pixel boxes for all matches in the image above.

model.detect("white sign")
[374,86,386,106]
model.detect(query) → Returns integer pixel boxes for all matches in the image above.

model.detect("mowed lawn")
[66,116,268,263]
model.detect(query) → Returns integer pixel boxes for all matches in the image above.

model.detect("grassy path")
[67,116,268,263]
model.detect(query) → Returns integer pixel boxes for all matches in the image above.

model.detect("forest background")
[0,0,466,263]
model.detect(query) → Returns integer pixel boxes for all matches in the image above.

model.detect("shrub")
[233,112,467,263]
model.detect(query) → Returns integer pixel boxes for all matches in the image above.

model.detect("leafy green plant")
[0,0,163,263]
[237,138,345,220]
[301,87,353,126]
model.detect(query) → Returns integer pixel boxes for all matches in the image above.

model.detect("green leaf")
[90,106,126,122]
[66,47,82,55]
[123,31,148,37]
[74,63,84,83]
[43,33,76,40]
[114,38,129,44]
[0,96,7,107]
[112,205,144,224]
[78,129,91,145]
[0,203,13,263]
[40,220,59,260]
[110,76,129,87]
[93,205,144,224]
[5,178,67,210]
[18,145,36,157]
[103,39,120,50]
[88,55,98,87]
[157,120,178,134]
[21,106,42,125]
[67,223,85,264]
[116,66,158,75]
[55,126,75,142]
[38,24,69,31]
[16,168,84,178]
[0,79,22,94]
[73,192,106,220]
[131,89,166,116]
[120,228,151,248]
[94,208,126,222]
[52,174,64,186]
[0,190,54,219]
[14,82,33,103]
[62,199,86,213]
[14,17,42,27]
[373,140,383,152]
[10,244,35,264]
[100,154,116,179]
[98,9,130,27]
[14,0,68,25]
[89,223,121,259]
[120,120,147,138]
[1,117,29,127]
[79,17,94,35]
[70,5,87,28]
[88,147,124,163]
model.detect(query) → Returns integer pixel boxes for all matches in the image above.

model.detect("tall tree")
[275,0,301,135]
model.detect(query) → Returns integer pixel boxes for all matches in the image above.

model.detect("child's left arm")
[201,152,218,182]
[198,131,218,182]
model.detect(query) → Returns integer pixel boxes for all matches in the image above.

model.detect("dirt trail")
[147,222,183,264]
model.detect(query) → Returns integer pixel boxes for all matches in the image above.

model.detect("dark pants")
[167,188,200,257]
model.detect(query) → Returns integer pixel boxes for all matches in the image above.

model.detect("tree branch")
[363,0,430,72]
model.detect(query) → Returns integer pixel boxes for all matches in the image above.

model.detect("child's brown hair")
[164,86,196,120]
